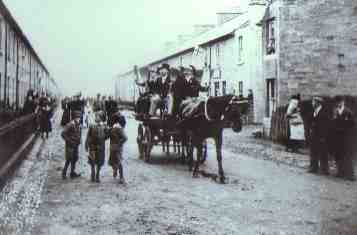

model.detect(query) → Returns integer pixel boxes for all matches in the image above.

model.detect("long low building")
[0,0,56,112]
[115,0,267,123]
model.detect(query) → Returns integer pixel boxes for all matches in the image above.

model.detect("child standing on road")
[61,111,82,179]
[85,111,109,183]
[109,112,128,184]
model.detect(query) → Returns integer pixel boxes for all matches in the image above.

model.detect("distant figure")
[331,96,355,181]
[285,94,305,153]
[85,111,109,183]
[61,111,82,179]
[105,96,118,126]
[23,90,36,114]
[308,96,330,175]
[38,92,52,139]
[60,96,71,126]
[109,112,128,184]
[93,93,104,112]
[70,92,85,124]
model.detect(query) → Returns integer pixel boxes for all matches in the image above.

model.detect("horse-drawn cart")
[135,115,207,163]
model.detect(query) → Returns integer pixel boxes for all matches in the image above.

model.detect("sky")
[4,0,244,96]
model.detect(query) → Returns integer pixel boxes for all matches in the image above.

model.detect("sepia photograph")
[0,0,356,234]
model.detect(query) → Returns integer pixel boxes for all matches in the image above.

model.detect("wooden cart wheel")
[143,126,152,163]
[137,124,144,159]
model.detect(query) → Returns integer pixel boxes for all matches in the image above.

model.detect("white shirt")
[313,105,322,117]
[337,105,345,115]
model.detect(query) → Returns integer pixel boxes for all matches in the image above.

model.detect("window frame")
[238,81,243,97]
[222,81,227,96]
[266,18,276,55]
[238,36,243,62]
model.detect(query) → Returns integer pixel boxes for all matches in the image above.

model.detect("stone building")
[0,0,52,111]
[261,0,357,122]
[116,1,267,123]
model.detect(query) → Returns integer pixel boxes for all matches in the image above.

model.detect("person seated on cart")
[134,66,156,117]
[148,63,172,117]
[167,67,182,117]
[175,65,209,120]
[135,63,172,118]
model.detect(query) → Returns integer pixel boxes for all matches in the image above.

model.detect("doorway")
[266,78,276,117]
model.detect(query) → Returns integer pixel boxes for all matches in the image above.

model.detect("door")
[266,78,276,117]
[214,81,220,97]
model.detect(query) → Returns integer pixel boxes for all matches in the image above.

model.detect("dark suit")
[309,105,330,173]
[331,107,355,179]
[152,76,170,98]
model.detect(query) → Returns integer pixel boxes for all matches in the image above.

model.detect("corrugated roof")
[0,0,50,75]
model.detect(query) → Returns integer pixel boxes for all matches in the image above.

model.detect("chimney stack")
[216,6,243,25]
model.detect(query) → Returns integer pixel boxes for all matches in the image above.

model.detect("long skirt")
[289,123,305,141]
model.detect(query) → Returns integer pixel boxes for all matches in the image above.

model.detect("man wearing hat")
[93,93,104,112]
[148,63,171,116]
[61,110,82,179]
[331,96,355,181]
[178,65,209,119]
[308,96,330,175]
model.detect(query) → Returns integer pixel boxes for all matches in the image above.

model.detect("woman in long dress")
[286,94,305,153]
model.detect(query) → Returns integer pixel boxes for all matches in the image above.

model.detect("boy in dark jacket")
[61,111,82,179]
[109,112,128,184]
[85,111,109,183]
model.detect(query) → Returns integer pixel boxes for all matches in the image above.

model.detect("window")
[238,36,243,62]
[215,44,220,66]
[0,20,3,52]
[12,32,16,63]
[214,81,220,97]
[222,81,226,96]
[238,81,243,97]
[7,30,10,61]
[266,78,276,117]
[266,19,275,55]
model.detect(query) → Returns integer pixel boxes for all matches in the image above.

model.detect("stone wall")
[278,0,357,105]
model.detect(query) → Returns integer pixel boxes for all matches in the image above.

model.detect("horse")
[177,95,247,183]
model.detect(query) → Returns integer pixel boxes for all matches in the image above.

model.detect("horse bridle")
[204,96,248,121]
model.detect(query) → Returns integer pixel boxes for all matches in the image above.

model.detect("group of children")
[61,109,127,184]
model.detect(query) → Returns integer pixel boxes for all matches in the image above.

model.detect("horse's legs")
[215,133,225,183]
[187,134,194,172]
[166,136,170,155]
[193,141,202,178]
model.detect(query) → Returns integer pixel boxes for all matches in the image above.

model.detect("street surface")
[0,110,357,235]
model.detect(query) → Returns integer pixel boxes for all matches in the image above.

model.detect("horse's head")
[224,96,249,133]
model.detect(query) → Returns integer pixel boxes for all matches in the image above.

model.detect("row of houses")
[0,0,56,111]
[115,0,357,131]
